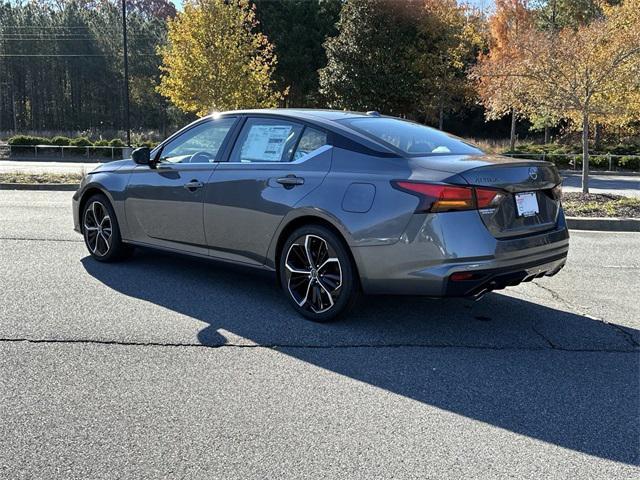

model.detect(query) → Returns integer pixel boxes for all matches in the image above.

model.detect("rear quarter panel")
[265,146,468,268]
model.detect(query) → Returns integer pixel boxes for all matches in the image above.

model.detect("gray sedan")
[72,109,569,321]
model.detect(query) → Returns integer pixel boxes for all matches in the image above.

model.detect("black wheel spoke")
[320,276,338,290]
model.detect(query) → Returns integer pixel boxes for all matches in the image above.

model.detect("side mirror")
[132,147,151,165]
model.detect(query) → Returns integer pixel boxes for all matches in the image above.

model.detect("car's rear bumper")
[441,252,566,299]
[352,209,569,296]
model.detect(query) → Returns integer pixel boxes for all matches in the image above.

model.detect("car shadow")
[81,249,639,465]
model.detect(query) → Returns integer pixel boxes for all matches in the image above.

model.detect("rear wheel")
[82,194,133,262]
[279,225,359,322]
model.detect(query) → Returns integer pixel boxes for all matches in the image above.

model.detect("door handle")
[276,175,304,188]
[183,180,204,191]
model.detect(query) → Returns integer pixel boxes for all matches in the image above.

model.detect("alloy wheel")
[284,234,343,314]
[83,201,112,257]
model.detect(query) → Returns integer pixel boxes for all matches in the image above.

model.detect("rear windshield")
[339,117,483,156]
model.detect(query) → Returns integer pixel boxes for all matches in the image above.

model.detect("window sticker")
[242,125,293,162]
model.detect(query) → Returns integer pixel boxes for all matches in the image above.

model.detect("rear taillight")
[392,181,473,212]
[392,181,502,213]
[551,183,562,200]
[475,187,502,208]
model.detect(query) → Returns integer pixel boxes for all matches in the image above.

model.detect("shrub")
[590,155,608,167]
[93,139,109,147]
[546,153,571,168]
[8,135,51,146]
[605,143,639,156]
[50,136,71,146]
[617,155,640,171]
[69,137,92,148]
[108,138,125,147]
[8,135,34,146]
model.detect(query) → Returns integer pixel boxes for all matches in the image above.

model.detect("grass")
[562,192,640,218]
[464,138,513,154]
[0,172,83,184]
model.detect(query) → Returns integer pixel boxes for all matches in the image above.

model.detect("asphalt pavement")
[0,190,638,479]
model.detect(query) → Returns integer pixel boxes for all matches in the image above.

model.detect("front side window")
[230,118,303,163]
[160,117,236,164]
[339,117,483,156]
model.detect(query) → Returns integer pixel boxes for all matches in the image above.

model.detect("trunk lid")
[409,155,562,239]
[461,160,562,239]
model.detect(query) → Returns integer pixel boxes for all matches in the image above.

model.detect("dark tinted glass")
[340,117,483,156]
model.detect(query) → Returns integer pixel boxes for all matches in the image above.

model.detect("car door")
[203,116,332,265]
[125,117,237,254]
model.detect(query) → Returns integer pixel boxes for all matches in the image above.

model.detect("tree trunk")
[438,104,444,130]
[544,125,550,144]
[582,112,589,194]
[594,123,602,151]
[509,109,517,151]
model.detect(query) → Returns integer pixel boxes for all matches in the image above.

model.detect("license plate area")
[514,192,539,217]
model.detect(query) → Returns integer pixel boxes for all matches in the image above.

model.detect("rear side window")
[339,117,483,156]
[293,127,327,161]
[230,118,303,163]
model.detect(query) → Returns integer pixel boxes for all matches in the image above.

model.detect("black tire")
[279,225,359,322]
[81,194,133,262]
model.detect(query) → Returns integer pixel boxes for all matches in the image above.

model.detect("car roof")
[214,108,372,122]
[178,108,398,157]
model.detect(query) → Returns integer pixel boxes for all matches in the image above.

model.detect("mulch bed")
[0,172,83,184]
[562,192,640,218]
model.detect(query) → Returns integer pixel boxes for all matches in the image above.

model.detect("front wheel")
[279,225,359,322]
[82,194,133,262]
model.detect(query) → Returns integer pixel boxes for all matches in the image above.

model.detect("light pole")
[122,0,131,147]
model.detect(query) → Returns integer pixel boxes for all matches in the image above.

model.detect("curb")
[0,183,79,191]
[566,216,640,232]
[560,170,640,177]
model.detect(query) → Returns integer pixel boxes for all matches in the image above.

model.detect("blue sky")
[464,0,494,11]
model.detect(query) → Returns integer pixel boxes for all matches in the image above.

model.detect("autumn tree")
[474,0,640,192]
[157,0,283,115]
[533,0,619,29]
[473,0,532,150]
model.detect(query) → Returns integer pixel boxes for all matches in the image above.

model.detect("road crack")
[530,324,557,349]
[0,337,635,353]
[532,281,639,348]
[0,236,82,243]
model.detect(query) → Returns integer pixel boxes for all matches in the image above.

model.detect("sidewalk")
[561,173,640,197]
